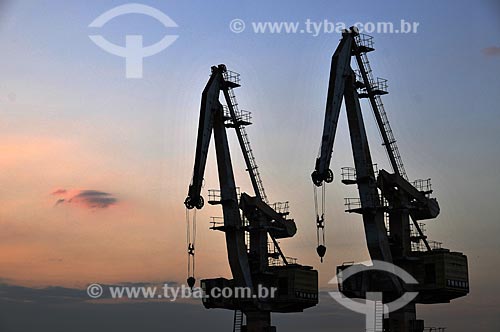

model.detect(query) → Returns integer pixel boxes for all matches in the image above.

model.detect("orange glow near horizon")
[0,131,368,288]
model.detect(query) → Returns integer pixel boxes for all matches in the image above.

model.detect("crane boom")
[311,35,354,186]
[185,65,252,288]
[185,68,220,210]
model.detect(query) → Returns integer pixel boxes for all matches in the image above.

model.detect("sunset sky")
[0,0,499,331]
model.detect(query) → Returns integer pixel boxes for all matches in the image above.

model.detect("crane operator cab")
[201,264,319,313]
[337,248,469,304]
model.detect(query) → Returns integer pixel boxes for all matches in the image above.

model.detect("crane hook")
[314,184,327,262]
[316,245,327,262]
[187,276,196,289]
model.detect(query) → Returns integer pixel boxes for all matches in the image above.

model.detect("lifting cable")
[313,183,327,262]
[186,207,197,288]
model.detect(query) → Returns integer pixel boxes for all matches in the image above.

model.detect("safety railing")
[410,222,443,252]
[341,164,379,183]
[269,253,297,266]
[354,72,387,95]
[210,216,224,229]
[344,193,388,210]
[372,77,388,94]
[354,33,374,50]
[429,240,443,250]
[341,167,357,183]
[271,201,290,215]
[413,178,433,194]
[223,105,252,125]
[424,327,446,332]
[207,187,241,203]
[223,69,241,86]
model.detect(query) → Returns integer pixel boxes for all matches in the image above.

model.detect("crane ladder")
[355,38,408,180]
[233,310,243,332]
[225,85,268,203]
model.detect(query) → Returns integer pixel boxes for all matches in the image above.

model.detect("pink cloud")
[51,189,67,196]
[52,189,118,209]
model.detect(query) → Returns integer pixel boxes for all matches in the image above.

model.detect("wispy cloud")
[52,189,118,209]
[51,189,67,195]
[482,46,500,57]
